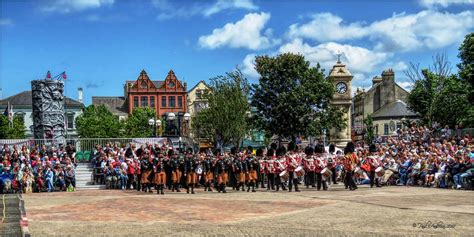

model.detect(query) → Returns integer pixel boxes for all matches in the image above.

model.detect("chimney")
[78,87,83,103]
[372,76,382,85]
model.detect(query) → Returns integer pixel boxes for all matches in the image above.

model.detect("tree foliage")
[363,114,374,145]
[407,33,474,128]
[457,32,474,102]
[123,107,156,138]
[75,105,122,138]
[0,116,26,139]
[192,70,250,150]
[250,53,344,141]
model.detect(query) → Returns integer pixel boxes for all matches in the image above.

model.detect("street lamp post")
[148,117,162,137]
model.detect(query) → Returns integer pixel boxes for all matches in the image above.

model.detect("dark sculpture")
[31,80,65,145]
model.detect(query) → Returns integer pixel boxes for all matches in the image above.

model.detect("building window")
[375,124,379,135]
[196,90,202,99]
[384,124,389,135]
[141,96,148,107]
[178,96,182,108]
[133,96,139,108]
[162,96,166,107]
[150,96,155,108]
[169,96,175,108]
[67,113,74,129]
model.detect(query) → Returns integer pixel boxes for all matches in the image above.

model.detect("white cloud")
[288,10,474,52]
[153,0,258,20]
[288,13,368,42]
[198,12,279,50]
[0,18,13,26]
[41,0,114,13]
[397,81,414,91]
[278,39,388,73]
[203,0,258,17]
[392,61,408,71]
[240,54,260,78]
[419,0,474,8]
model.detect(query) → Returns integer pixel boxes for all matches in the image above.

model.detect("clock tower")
[328,59,353,148]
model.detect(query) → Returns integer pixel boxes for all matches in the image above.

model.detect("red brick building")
[93,69,188,136]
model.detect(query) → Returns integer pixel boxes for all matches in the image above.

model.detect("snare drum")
[375,167,385,177]
[321,167,332,179]
[279,170,289,181]
[295,166,305,177]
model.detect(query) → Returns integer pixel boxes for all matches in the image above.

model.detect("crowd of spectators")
[0,143,77,193]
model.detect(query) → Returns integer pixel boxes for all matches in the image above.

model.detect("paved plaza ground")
[22,185,473,236]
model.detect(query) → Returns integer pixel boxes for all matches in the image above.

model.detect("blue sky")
[1,0,473,105]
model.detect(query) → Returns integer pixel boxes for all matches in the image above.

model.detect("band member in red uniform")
[343,143,358,191]
[265,149,276,190]
[286,142,301,192]
[367,144,382,188]
[275,147,287,191]
[303,147,316,188]
[314,144,328,191]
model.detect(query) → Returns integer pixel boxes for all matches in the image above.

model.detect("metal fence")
[0,137,170,152]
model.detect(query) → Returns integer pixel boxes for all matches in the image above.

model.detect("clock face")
[336,82,348,94]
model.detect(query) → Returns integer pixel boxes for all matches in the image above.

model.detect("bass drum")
[195,165,203,175]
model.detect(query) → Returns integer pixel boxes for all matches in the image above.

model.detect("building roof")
[328,61,352,77]
[0,90,84,108]
[126,80,165,88]
[187,80,210,93]
[372,100,418,119]
[91,96,128,115]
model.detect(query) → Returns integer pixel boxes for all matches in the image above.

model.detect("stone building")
[352,69,418,139]
[0,89,84,138]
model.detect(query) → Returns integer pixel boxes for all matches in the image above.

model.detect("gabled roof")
[92,96,128,115]
[0,90,84,108]
[187,80,210,93]
[372,100,418,119]
[328,62,352,77]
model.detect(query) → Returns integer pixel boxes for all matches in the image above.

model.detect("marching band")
[117,141,385,195]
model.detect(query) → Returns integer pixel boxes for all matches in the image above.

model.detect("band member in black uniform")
[153,153,167,195]
[203,154,214,192]
[328,144,338,184]
[233,151,246,191]
[140,152,154,192]
[170,150,182,192]
[245,149,259,192]
[215,152,228,193]
[184,151,197,194]
[228,147,238,190]
[165,149,173,190]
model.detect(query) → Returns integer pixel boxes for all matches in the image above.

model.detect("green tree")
[75,105,122,138]
[457,32,474,103]
[0,116,26,139]
[250,53,343,142]
[192,70,250,150]
[123,107,156,138]
[363,114,375,144]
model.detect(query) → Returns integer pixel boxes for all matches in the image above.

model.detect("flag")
[2,102,8,116]
[8,103,13,123]
[61,71,67,80]
[46,71,51,79]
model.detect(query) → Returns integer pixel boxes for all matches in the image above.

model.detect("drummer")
[367,144,382,188]
[275,147,287,192]
[314,144,328,191]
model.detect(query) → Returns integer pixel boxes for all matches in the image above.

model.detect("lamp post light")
[148,117,162,137]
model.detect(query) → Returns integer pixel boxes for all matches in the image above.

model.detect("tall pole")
[178,115,181,153]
